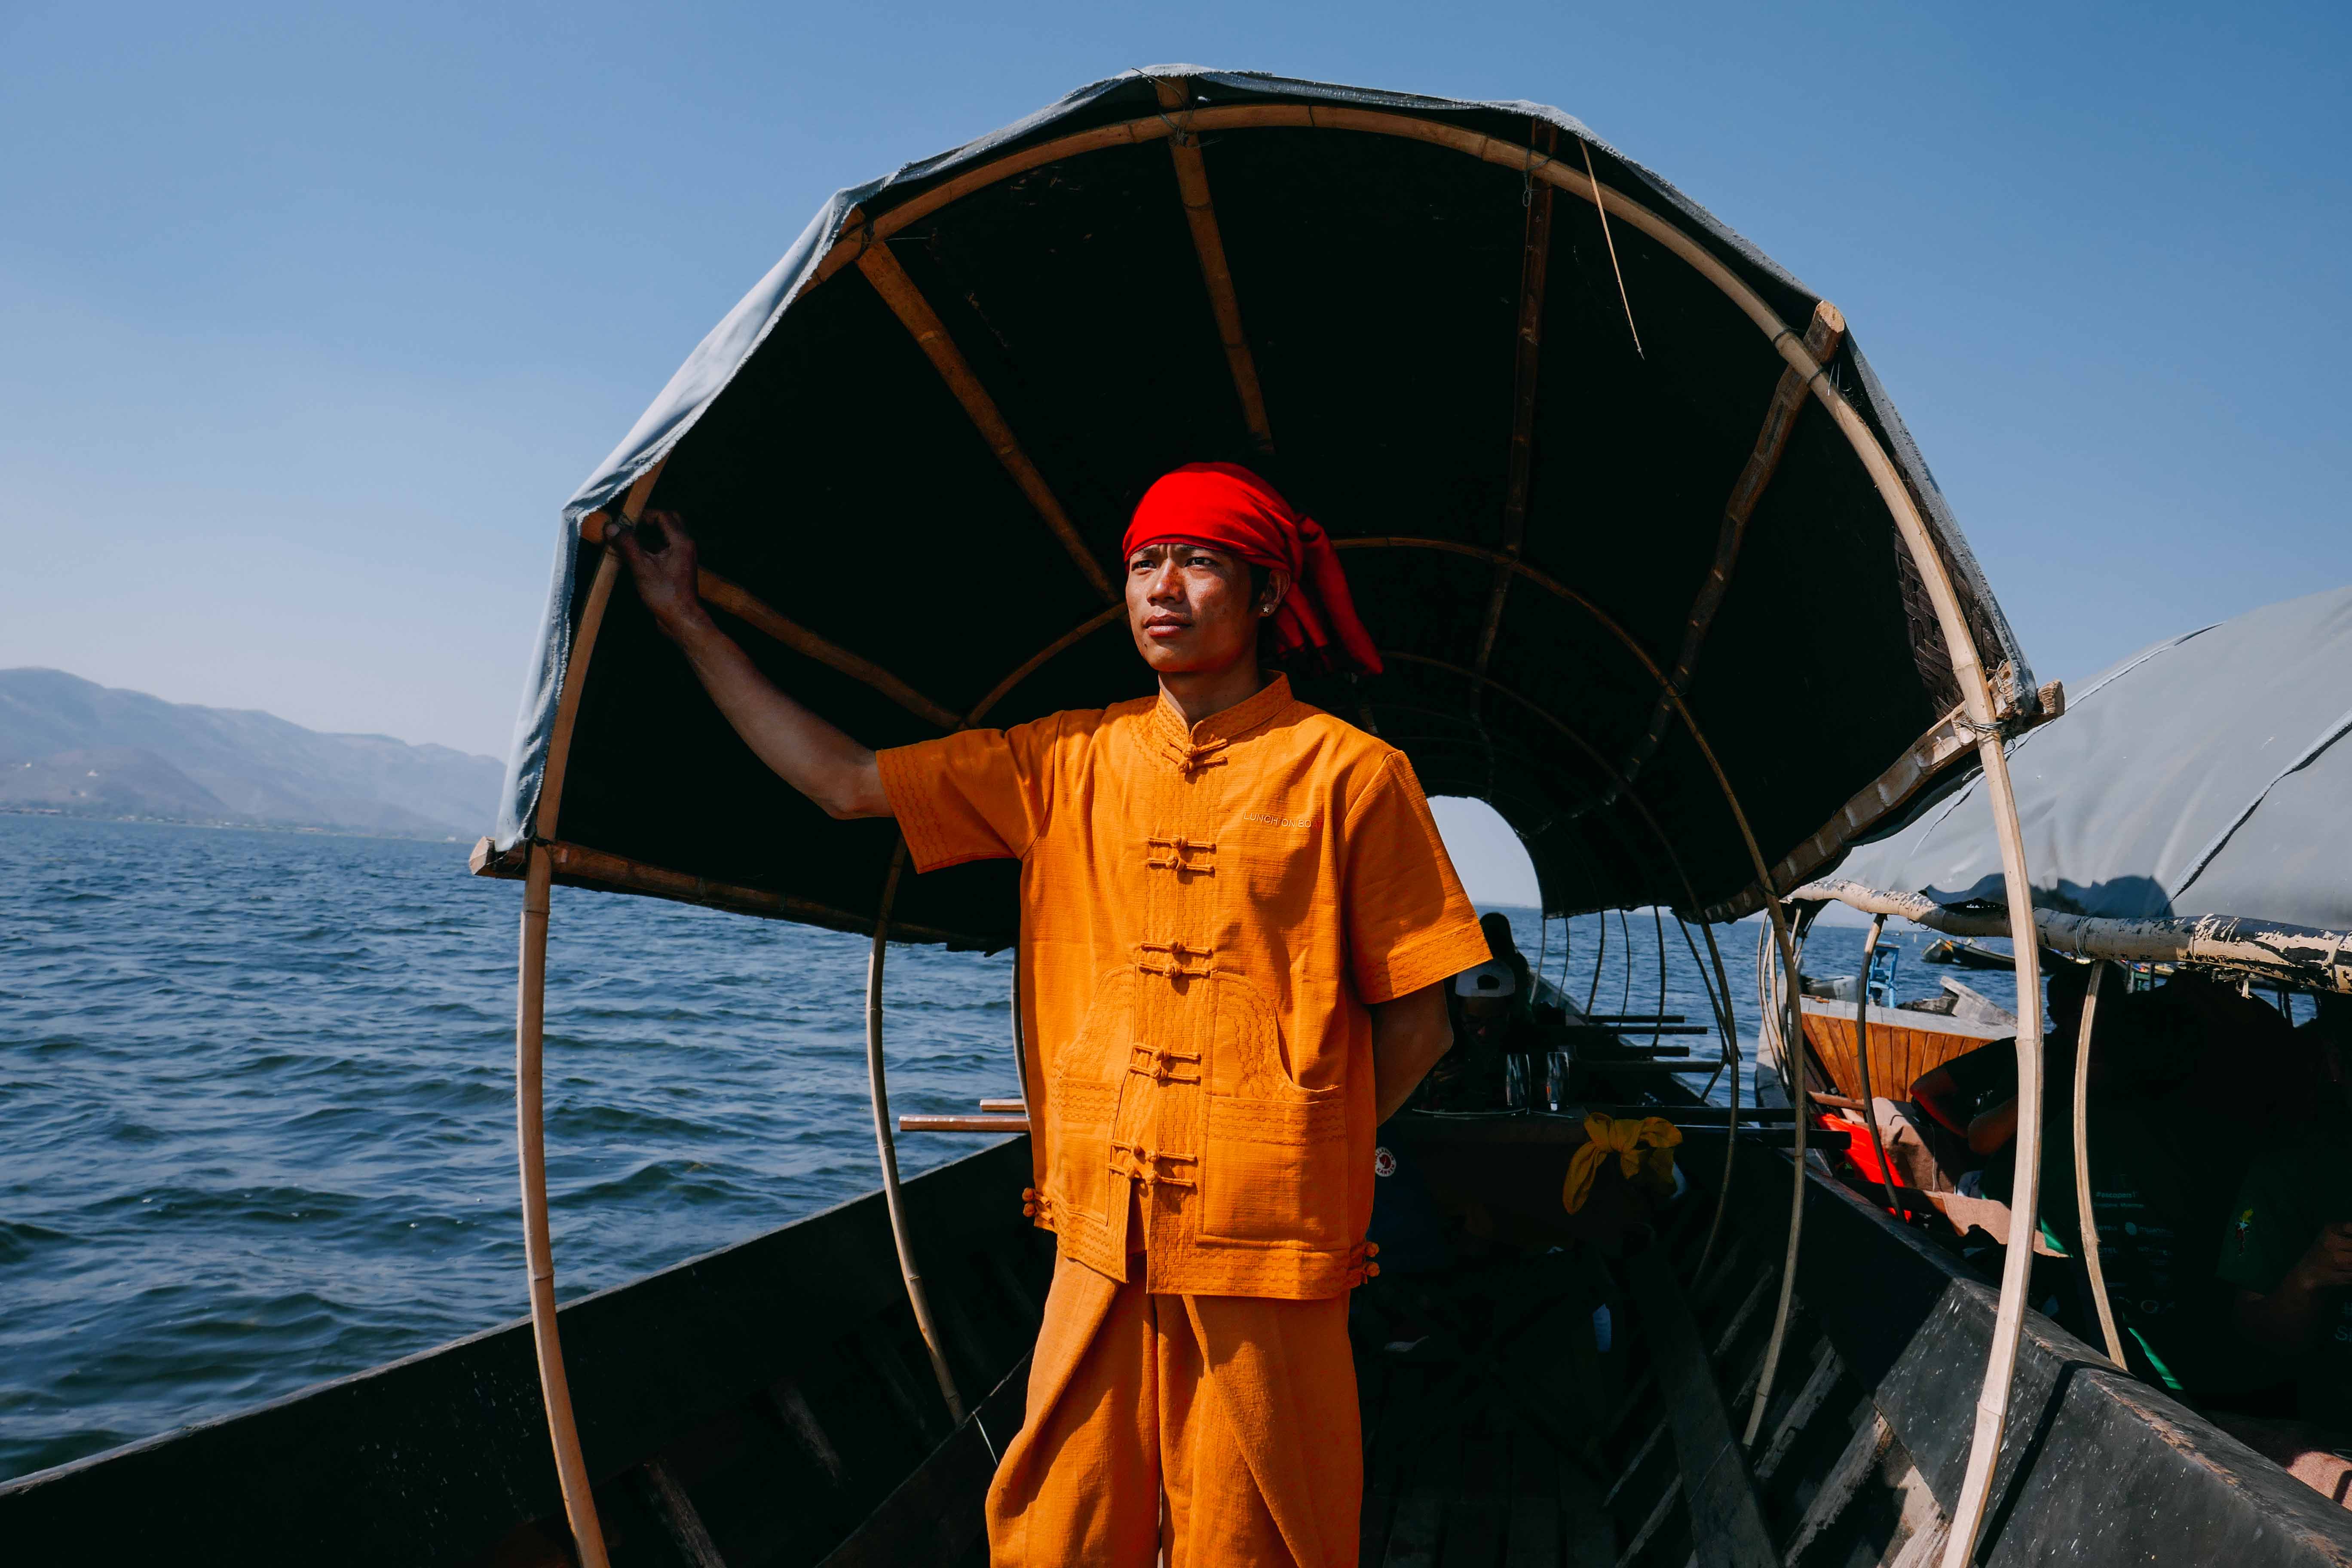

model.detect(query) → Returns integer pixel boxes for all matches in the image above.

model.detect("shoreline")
[0,806,478,847]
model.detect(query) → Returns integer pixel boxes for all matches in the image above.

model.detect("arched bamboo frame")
[514,460,666,1568]
[1363,655,1749,1246]
[529,100,2044,1567]
[1853,914,1905,1218]
[864,842,966,1421]
[1336,533,1825,1441]
[2075,961,2128,1369]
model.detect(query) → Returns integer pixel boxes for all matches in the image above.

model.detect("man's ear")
[1260,568,1292,616]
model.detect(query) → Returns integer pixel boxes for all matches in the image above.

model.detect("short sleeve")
[2217,1155,2309,1295]
[876,719,1057,873]
[1341,752,1491,1004]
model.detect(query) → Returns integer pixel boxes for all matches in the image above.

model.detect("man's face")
[1126,541,1265,676]
[1463,995,1508,1024]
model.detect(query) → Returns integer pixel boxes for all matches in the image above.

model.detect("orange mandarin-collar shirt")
[876,674,1489,1300]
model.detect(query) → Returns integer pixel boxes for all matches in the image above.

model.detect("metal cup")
[1502,1053,1530,1110]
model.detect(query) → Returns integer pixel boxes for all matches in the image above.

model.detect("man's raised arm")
[611,513,892,820]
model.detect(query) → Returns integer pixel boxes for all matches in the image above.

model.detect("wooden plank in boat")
[1772,1153,2352,1566]
[1359,1360,1425,1565]
[1559,1447,1616,1568]
[1443,1417,1507,1565]
[1503,1425,1561,1566]
[817,1353,1029,1568]
[1623,1245,1775,1568]
[1381,1425,1455,1567]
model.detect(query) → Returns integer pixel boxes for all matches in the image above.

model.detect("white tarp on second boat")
[1829,585,2352,934]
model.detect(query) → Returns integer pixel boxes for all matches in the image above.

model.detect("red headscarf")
[1121,463,1384,677]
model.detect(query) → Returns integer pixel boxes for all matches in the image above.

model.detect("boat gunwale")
[0,1138,1039,1522]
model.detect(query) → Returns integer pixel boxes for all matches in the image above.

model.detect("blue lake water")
[0,812,2010,1480]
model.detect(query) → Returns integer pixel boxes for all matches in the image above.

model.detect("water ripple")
[0,815,1022,1481]
[0,813,1985,1484]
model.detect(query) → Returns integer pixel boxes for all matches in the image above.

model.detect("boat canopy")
[485,67,2040,947]
[1807,585,2352,986]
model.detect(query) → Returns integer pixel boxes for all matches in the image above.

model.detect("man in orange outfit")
[614,462,1489,1566]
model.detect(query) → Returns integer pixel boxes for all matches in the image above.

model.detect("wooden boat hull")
[1797,996,2010,1106]
[9,1099,2350,1565]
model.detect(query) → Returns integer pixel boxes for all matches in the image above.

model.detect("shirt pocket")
[1046,966,1134,1230]
[1197,972,1350,1250]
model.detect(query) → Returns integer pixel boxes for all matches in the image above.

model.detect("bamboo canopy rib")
[582,512,962,730]
[472,836,985,949]
[1753,685,2065,920]
[1152,75,1273,451]
[855,242,1115,604]
[1473,119,1558,677]
[1614,301,1844,800]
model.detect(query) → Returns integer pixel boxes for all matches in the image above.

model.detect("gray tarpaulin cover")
[487,67,2039,939]
[1830,586,2352,933]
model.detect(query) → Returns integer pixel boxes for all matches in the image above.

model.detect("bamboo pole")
[1651,907,1666,1051]
[1688,915,1743,1280]
[1584,899,1608,1014]
[471,836,983,950]
[1852,913,1905,1218]
[1474,118,1558,677]
[1767,286,2050,1568]
[1615,908,1633,1017]
[901,1113,1031,1133]
[1008,928,1033,1138]
[864,839,966,1423]
[1794,879,2352,994]
[1152,76,1273,451]
[1579,138,1642,358]
[1626,196,2052,1498]
[2074,961,2128,1369]
[1933,723,2045,1568]
[854,242,1114,604]
[1615,301,1844,800]
[1741,896,1811,1447]
[513,459,663,1568]
[582,514,962,731]
[1738,685,2064,924]
[516,847,606,1568]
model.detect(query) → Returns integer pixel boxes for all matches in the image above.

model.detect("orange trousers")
[983,1253,1362,1567]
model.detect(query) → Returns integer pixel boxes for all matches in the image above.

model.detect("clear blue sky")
[6,0,2346,792]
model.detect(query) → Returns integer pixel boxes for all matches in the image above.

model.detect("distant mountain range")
[0,669,503,841]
